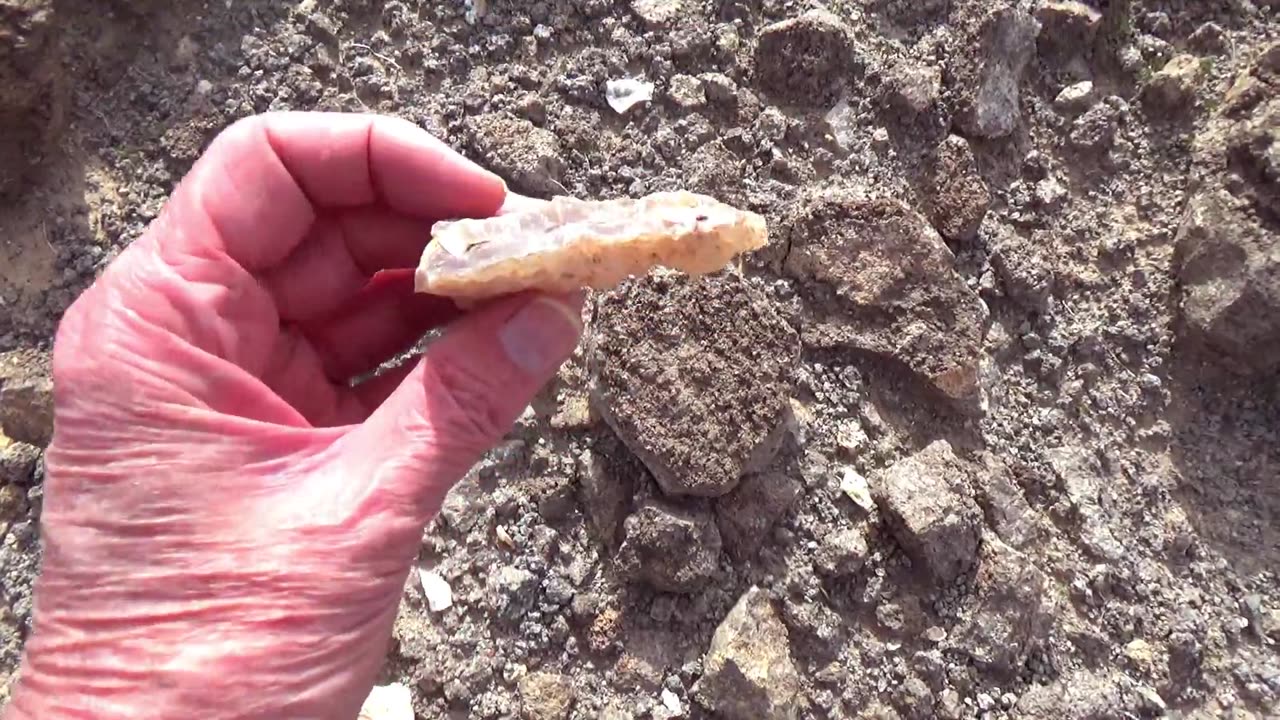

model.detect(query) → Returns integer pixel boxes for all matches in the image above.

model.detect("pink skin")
[2,112,584,719]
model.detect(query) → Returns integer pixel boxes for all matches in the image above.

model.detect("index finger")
[168,111,507,272]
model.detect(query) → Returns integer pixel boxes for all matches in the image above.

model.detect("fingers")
[262,210,434,323]
[299,269,460,381]
[495,191,547,216]
[336,291,585,515]
[258,326,358,427]
[348,362,417,415]
[165,112,506,273]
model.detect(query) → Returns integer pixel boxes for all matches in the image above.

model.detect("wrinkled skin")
[2,112,584,719]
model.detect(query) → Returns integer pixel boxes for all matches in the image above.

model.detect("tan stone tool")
[414,191,768,301]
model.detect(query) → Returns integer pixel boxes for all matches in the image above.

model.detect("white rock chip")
[357,683,413,720]
[605,78,655,114]
[418,568,453,612]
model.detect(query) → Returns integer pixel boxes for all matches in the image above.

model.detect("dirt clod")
[0,0,65,199]
[617,497,721,593]
[923,135,991,242]
[589,271,799,498]
[0,350,52,448]
[781,190,988,405]
[466,113,566,197]
[753,10,855,108]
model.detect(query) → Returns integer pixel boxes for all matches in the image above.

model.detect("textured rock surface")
[0,350,52,448]
[1141,54,1204,111]
[973,455,1041,549]
[813,526,868,578]
[873,440,982,585]
[1034,1,1102,61]
[617,498,721,593]
[753,10,854,108]
[950,536,1054,673]
[923,135,991,242]
[1046,446,1125,562]
[780,190,988,404]
[885,61,942,116]
[590,271,799,497]
[575,446,634,548]
[1174,189,1280,373]
[0,442,38,489]
[951,5,1041,138]
[1175,44,1280,375]
[518,672,575,720]
[628,0,682,29]
[692,587,801,720]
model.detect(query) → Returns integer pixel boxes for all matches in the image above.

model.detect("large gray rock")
[0,349,53,448]
[590,271,799,498]
[872,440,982,585]
[950,5,1041,139]
[1174,43,1280,376]
[753,10,855,108]
[693,587,801,720]
[949,535,1054,673]
[617,498,721,593]
[779,189,988,405]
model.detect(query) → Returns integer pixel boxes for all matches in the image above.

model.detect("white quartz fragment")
[606,78,655,113]
[418,568,453,612]
[357,683,413,720]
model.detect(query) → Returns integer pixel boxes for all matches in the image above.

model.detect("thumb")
[342,291,585,514]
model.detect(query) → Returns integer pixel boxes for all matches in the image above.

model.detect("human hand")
[3,112,584,719]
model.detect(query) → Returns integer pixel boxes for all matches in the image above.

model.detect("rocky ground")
[1,0,1278,718]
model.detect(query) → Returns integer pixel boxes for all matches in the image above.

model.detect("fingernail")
[499,295,584,375]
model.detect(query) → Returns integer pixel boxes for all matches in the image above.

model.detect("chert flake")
[415,191,768,301]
